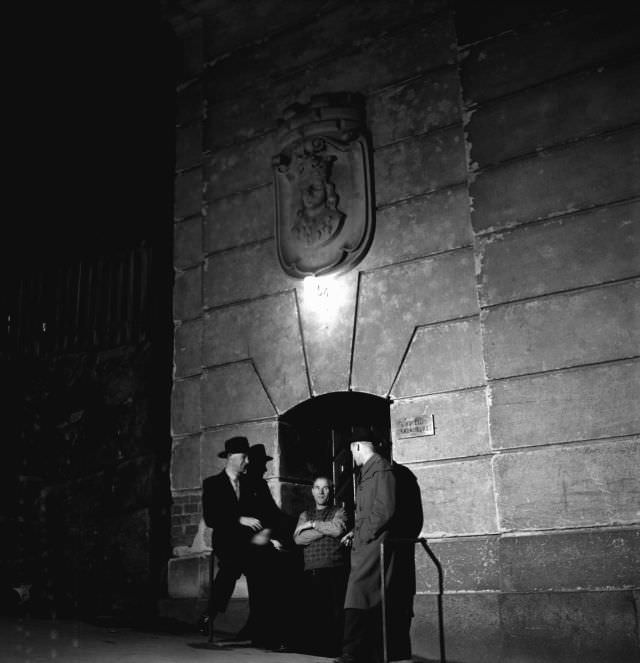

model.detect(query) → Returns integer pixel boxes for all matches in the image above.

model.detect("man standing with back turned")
[334,429,398,663]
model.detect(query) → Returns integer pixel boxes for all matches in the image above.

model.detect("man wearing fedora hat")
[241,443,293,649]
[246,444,275,482]
[333,427,401,663]
[201,436,285,646]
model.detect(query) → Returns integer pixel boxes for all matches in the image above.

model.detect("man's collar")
[360,453,379,478]
[224,467,239,482]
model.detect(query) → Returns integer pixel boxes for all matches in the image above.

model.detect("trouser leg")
[271,547,295,647]
[304,572,322,653]
[342,608,368,661]
[203,554,243,641]
[244,549,263,643]
[211,556,242,614]
[368,605,386,663]
[387,604,413,661]
[342,605,387,663]
[245,544,279,646]
[304,570,338,655]
[328,566,348,655]
[364,601,412,663]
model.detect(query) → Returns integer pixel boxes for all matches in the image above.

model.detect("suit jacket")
[202,470,282,559]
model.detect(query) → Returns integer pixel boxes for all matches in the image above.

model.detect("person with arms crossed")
[294,476,349,657]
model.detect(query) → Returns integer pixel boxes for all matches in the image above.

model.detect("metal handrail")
[380,537,445,663]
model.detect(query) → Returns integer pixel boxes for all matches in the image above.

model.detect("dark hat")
[346,425,378,446]
[248,443,273,463]
[218,436,251,458]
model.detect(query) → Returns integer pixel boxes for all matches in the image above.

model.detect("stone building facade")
[165,1,639,660]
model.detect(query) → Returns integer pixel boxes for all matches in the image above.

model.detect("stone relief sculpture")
[272,93,374,278]
[291,140,345,247]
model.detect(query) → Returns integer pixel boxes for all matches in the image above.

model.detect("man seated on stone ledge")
[294,475,349,658]
[201,435,288,650]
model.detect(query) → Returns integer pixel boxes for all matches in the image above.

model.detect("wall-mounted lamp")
[302,273,348,319]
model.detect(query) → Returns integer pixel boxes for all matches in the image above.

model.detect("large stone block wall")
[449,4,639,661]
[167,1,639,659]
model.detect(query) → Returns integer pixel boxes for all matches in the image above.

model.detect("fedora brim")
[219,449,252,458]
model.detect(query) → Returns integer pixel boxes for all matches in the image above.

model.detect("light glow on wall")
[302,274,348,319]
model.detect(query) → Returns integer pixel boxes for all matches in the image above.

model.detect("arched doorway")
[278,392,391,514]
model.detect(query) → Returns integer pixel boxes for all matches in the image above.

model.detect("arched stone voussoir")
[202,361,276,428]
[204,290,310,414]
[352,249,479,395]
[391,316,485,399]
[297,270,360,396]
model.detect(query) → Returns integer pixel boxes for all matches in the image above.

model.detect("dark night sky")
[6,2,177,273]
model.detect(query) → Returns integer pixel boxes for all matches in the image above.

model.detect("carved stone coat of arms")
[272,94,374,278]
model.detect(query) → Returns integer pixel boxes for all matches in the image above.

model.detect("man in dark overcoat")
[201,436,284,645]
[334,432,398,663]
[242,443,292,649]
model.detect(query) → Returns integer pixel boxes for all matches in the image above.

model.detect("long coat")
[344,453,397,609]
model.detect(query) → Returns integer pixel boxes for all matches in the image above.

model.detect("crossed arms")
[293,506,347,545]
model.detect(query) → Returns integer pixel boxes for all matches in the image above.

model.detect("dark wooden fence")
[3,244,154,358]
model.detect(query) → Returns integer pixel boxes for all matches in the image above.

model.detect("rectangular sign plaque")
[396,413,435,439]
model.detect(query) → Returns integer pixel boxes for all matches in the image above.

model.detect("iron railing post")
[380,541,388,663]
[379,537,446,663]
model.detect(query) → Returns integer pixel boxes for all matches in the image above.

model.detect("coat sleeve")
[294,510,322,545]
[360,469,396,543]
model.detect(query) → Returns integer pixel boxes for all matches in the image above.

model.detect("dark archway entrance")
[279,392,391,513]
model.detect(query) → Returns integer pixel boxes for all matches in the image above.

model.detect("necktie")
[232,478,240,499]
